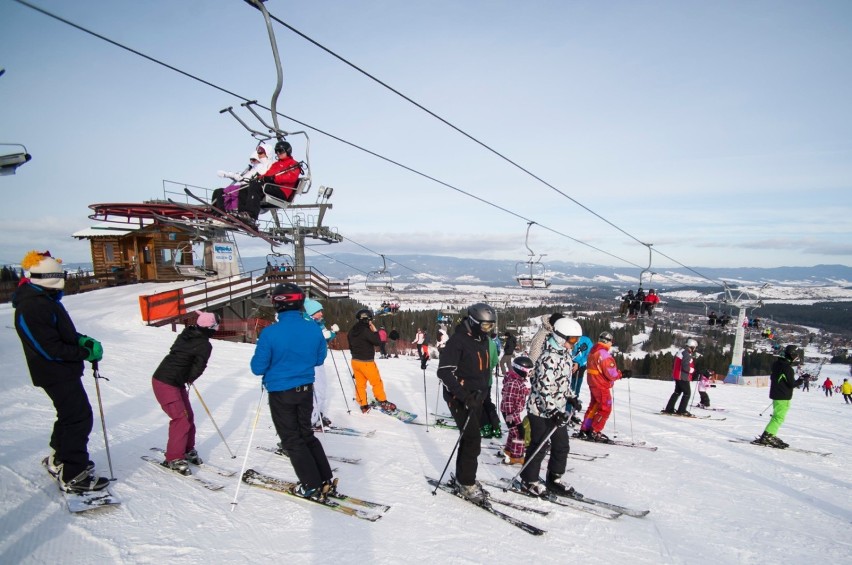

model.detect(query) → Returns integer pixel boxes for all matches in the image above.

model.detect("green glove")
[78,335,103,362]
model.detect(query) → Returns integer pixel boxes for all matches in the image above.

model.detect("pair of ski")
[658,410,726,421]
[173,188,282,247]
[486,441,609,461]
[728,438,831,457]
[41,458,121,513]
[314,425,376,438]
[256,445,361,465]
[242,469,390,522]
[368,400,418,423]
[571,433,659,451]
[691,405,727,412]
[410,418,458,430]
[141,448,237,491]
[479,478,650,519]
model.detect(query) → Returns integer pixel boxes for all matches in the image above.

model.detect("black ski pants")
[42,378,94,479]
[445,391,484,486]
[666,380,692,413]
[269,385,333,490]
[521,414,570,483]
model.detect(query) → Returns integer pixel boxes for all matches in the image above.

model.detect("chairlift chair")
[0,143,32,176]
[172,241,216,279]
[365,254,394,292]
[514,222,551,288]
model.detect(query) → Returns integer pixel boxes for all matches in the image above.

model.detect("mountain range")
[248,253,852,289]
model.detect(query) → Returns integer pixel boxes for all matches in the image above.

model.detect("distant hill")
[245,253,852,288]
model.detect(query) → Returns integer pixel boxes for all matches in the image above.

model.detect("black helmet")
[355,308,373,322]
[547,312,565,328]
[274,140,292,156]
[271,283,305,312]
[467,303,496,334]
[599,331,614,343]
[784,345,799,362]
[511,356,534,376]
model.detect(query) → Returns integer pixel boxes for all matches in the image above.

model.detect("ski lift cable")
[259,8,648,248]
[16,0,721,288]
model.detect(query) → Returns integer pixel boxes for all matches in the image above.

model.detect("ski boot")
[162,458,192,476]
[546,472,579,498]
[60,467,109,493]
[767,434,788,449]
[500,450,524,465]
[753,432,772,446]
[379,400,397,412]
[323,477,339,497]
[661,409,675,415]
[515,478,548,497]
[454,480,490,505]
[676,410,694,417]
[184,449,203,465]
[360,405,371,414]
[479,424,493,438]
[321,416,333,427]
[294,482,329,501]
[590,431,610,443]
[491,426,503,439]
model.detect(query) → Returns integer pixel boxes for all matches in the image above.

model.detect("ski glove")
[463,390,482,410]
[549,411,571,428]
[78,335,103,362]
[262,175,276,184]
[568,397,583,412]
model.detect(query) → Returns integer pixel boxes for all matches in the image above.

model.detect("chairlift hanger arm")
[245,0,284,133]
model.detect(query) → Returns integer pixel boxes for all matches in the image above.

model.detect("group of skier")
[12,250,832,505]
[619,287,661,318]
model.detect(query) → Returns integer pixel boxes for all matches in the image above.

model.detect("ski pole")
[231,385,266,512]
[328,348,351,414]
[192,384,236,458]
[687,378,699,408]
[508,420,559,485]
[626,377,635,442]
[422,368,429,432]
[432,409,473,494]
[91,361,115,480]
[759,401,773,417]
[611,387,617,439]
[339,348,356,382]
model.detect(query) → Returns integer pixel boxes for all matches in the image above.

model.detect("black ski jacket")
[152,326,213,388]
[348,321,380,361]
[13,283,88,387]
[437,319,491,401]
[769,355,803,400]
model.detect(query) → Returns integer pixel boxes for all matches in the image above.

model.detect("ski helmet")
[271,283,305,312]
[355,308,373,322]
[511,356,534,376]
[274,140,292,155]
[784,344,799,362]
[553,318,582,341]
[686,338,698,350]
[303,298,323,317]
[467,303,497,334]
[599,331,614,343]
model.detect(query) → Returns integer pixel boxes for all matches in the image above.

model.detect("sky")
[2,282,851,564]
[1,0,851,271]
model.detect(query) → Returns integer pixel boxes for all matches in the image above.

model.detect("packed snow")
[1,283,850,565]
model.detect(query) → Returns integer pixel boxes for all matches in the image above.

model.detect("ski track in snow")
[1,283,851,564]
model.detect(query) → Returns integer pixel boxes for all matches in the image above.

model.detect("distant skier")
[577,331,625,442]
[250,283,335,499]
[302,298,338,429]
[696,370,712,408]
[499,356,533,465]
[662,339,698,416]
[642,289,661,317]
[152,311,219,475]
[437,302,497,504]
[349,309,396,413]
[842,379,852,404]
[822,377,834,397]
[754,345,804,449]
[13,250,109,493]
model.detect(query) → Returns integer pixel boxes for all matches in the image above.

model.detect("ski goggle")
[30,271,67,280]
[479,321,495,333]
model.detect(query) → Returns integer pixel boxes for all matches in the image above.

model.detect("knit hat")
[303,298,323,317]
[21,250,65,290]
[196,311,219,329]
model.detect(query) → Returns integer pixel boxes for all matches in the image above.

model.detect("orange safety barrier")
[139,289,186,322]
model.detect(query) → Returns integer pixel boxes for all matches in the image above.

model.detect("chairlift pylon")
[515,222,551,288]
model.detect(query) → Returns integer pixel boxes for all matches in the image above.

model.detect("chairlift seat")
[175,265,217,279]
[259,177,311,210]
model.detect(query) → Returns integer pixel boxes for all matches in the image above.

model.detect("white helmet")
[553,318,582,340]
[686,338,698,350]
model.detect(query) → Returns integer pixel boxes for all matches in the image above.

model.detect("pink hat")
[196,312,219,329]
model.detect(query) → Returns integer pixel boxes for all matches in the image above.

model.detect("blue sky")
[1,0,851,271]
